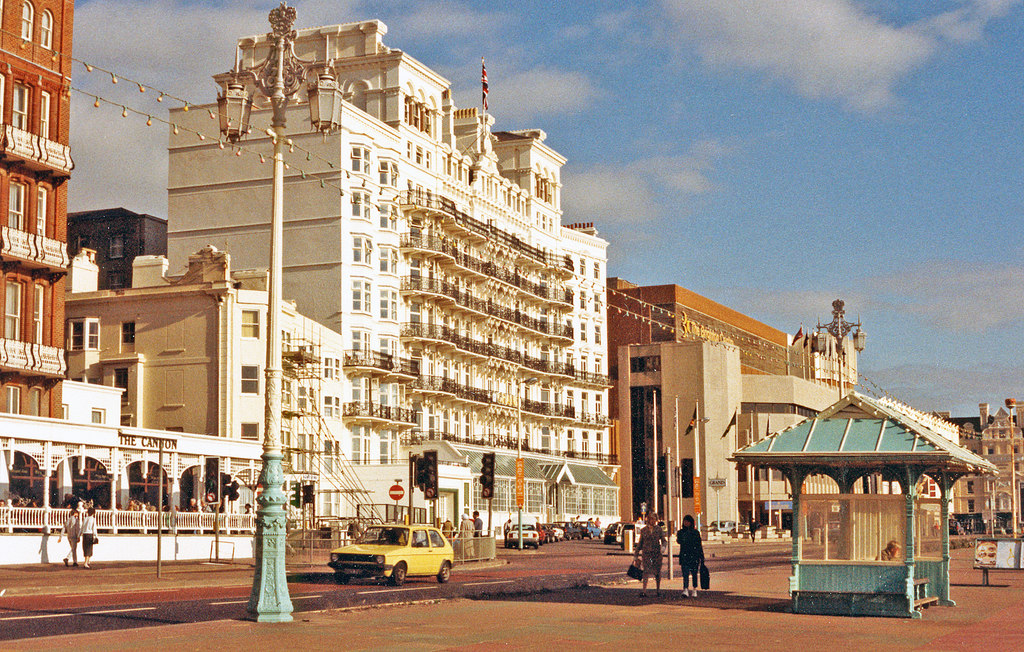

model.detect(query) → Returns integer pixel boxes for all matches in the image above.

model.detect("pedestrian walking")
[81,507,98,569]
[59,510,82,567]
[676,514,704,598]
[635,512,666,597]
[473,511,484,537]
[748,513,760,542]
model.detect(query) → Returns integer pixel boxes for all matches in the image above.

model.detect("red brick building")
[0,1,74,416]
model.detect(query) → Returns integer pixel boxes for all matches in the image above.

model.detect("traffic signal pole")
[407,453,415,524]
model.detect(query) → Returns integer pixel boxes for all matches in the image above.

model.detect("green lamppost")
[216,2,343,622]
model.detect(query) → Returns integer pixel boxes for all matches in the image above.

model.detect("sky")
[68,0,1024,416]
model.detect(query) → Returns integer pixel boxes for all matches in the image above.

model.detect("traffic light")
[221,473,240,502]
[290,482,302,508]
[418,450,438,499]
[480,452,496,499]
[204,457,220,500]
[302,483,315,505]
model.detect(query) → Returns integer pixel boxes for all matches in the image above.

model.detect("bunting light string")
[73,86,349,198]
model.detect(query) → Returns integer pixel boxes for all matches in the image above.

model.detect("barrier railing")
[0,507,256,534]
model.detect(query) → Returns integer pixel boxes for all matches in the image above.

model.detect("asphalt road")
[0,539,791,641]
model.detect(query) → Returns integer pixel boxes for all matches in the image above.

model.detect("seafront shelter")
[732,392,997,618]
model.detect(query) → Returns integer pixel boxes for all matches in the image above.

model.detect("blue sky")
[68,1,1024,416]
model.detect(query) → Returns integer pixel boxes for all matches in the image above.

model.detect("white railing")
[0,507,256,534]
[0,123,73,175]
[0,338,67,377]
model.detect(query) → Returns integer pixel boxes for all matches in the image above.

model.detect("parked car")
[505,523,541,549]
[603,522,621,545]
[328,524,453,585]
[708,520,738,535]
[545,524,565,542]
[580,522,602,539]
[555,521,582,540]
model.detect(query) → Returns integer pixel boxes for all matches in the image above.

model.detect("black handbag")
[626,561,643,580]
[699,561,710,590]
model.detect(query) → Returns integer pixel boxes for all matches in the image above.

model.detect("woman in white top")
[81,506,97,568]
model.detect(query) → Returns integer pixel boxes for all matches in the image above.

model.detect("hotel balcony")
[0,123,73,179]
[0,338,66,378]
[342,349,419,379]
[0,227,69,272]
[342,401,417,426]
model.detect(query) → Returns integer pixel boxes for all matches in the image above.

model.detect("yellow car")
[328,524,454,585]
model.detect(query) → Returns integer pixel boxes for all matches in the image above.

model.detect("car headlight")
[331,553,339,562]
[376,555,385,564]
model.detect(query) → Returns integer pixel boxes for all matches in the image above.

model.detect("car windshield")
[360,526,408,546]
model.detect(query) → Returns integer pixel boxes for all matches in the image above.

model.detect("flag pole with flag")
[481,57,489,112]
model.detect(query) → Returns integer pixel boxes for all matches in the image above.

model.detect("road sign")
[709,478,727,489]
[515,458,525,508]
[389,484,405,502]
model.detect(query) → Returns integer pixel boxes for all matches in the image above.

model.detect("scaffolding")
[282,327,383,526]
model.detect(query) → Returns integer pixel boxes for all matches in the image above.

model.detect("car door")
[408,528,431,575]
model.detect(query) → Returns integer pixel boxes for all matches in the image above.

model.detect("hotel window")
[323,395,340,419]
[352,425,369,463]
[121,321,135,344]
[595,324,602,345]
[351,279,371,313]
[108,234,124,259]
[379,247,398,274]
[351,191,371,220]
[39,10,52,48]
[378,160,398,187]
[241,423,259,441]
[241,309,260,338]
[241,365,260,394]
[12,84,29,130]
[69,318,99,350]
[39,91,51,139]
[113,367,128,390]
[379,288,398,320]
[350,146,370,173]
[580,291,587,310]
[5,281,21,339]
[379,203,398,230]
[9,182,25,229]
[91,408,105,424]
[32,284,43,342]
[35,187,46,235]
[352,235,372,264]
[351,329,369,351]
[28,387,41,416]
[409,302,422,324]
[5,385,20,414]
[351,377,369,403]
[21,2,34,40]
[580,320,588,342]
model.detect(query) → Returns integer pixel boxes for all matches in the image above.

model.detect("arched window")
[39,10,52,48]
[21,2,34,41]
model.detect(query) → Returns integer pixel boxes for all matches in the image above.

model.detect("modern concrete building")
[949,402,1022,533]
[160,19,617,525]
[0,0,74,417]
[68,207,167,289]
[608,279,858,530]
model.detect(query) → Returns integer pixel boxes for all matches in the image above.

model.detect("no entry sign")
[389,484,405,501]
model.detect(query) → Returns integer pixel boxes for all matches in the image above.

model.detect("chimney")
[979,402,990,425]
[68,248,99,293]
[132,255,170,288]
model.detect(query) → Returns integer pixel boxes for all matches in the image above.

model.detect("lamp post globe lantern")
[214,2,341,623]
[307,67,344,133]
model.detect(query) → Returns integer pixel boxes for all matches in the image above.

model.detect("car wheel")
[389,562,407,586]
[436,561,451,584]
[334,573,351,584]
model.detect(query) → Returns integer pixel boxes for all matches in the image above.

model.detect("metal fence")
[0,507,256,534]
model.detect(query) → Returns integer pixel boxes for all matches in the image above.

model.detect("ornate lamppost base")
[247,450,294,622]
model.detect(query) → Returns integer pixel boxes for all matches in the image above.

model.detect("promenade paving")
[4,547,1023,650]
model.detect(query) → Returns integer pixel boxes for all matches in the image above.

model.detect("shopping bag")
[627,562,643,580]
[699,561,710,590]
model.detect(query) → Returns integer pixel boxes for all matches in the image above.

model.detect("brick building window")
[39,10,52,48]
[21,2,33,40]
[8,182,25,229]
[5,281,21,339]
[12,85,28,130]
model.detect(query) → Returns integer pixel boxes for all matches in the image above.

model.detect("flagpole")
[674,396,681,526]
[694,400,702,533]
[652,389,658,517]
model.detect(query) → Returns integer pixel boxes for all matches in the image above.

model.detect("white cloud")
[562,139,731,227]
[656,0,1019,113]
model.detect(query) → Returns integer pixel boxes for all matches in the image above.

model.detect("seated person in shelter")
[878,540,901,561]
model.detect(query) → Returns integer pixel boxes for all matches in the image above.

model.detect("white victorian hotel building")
[166,19,617,526]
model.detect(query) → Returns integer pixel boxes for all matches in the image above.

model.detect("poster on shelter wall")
[995,540,1021,569]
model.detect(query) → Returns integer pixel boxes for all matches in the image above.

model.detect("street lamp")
[517,376,539,549]
[216,2,342,623]
[1006,398,1020,535]
[814,299,866,401]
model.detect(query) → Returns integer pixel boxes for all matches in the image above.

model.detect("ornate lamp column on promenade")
[216,2,343,623]
[815,299,867,401]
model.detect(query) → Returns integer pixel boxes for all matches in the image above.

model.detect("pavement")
[3,546,1023,650]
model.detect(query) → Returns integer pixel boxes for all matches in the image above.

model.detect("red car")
[535,523,548,545]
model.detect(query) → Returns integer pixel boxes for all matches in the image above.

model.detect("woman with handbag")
[635,512,666,597]
[81,506,98,569]
[676,514,704,598]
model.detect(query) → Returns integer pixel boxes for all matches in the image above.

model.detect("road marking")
[594,572,625,577]
[463,580,515,586]
[0,607,156,622]
[209,600,248,605]
[357,586,435,595]
[291,594,322,600]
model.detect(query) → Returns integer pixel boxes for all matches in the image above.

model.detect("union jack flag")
[481,58,489,111]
